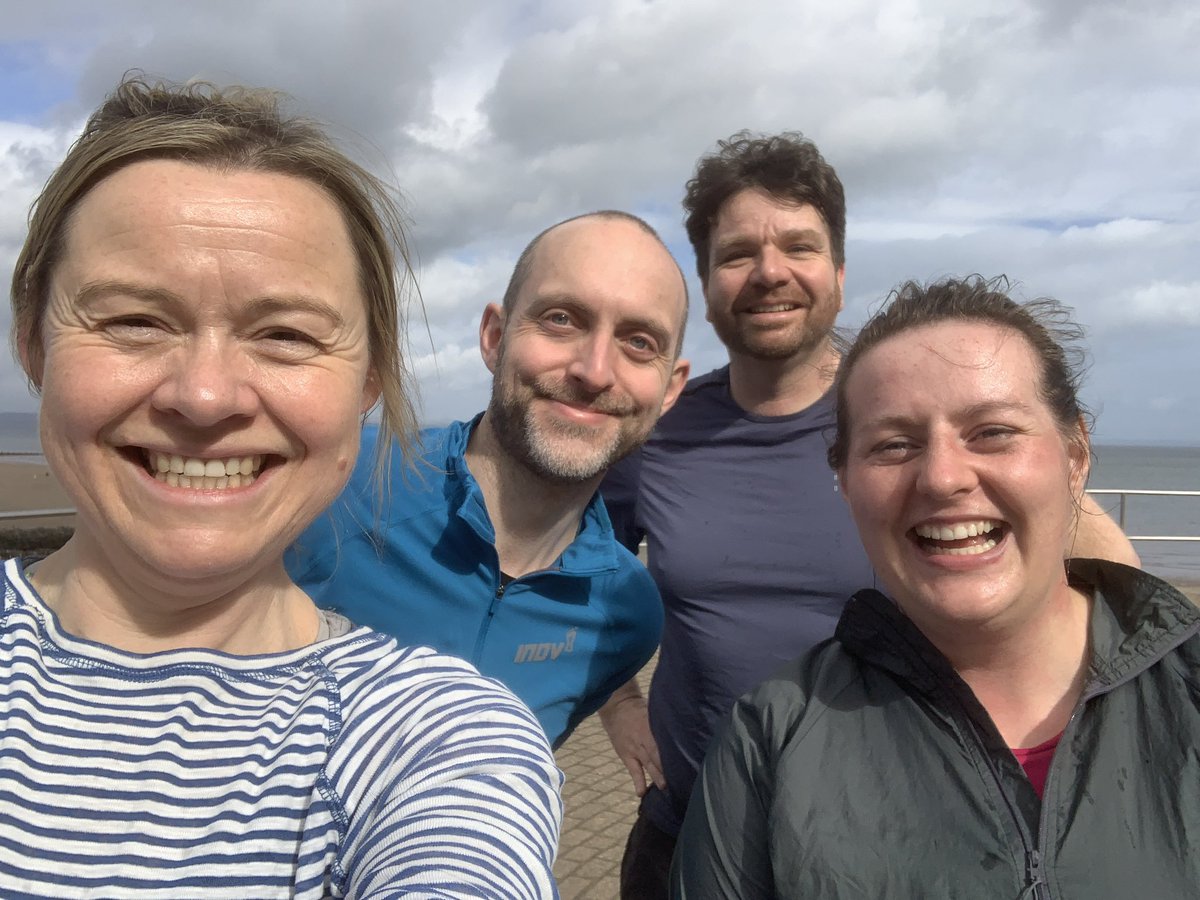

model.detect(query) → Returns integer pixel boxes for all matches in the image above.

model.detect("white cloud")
[1061,218,1165,243]
[0,0,1198,443]
[1127,281,1200,326]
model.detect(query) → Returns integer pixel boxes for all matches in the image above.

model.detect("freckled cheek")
[39,355,138,435]
[291,383,368,464]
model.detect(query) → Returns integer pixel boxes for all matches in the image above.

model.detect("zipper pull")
[1023,849,1048,898]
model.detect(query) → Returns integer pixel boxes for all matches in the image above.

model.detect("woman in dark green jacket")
[672,276,1200,899]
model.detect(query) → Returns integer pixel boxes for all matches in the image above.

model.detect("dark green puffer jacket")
[672,560,1200,899]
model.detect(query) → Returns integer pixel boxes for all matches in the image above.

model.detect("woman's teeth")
[914,520,998,541]
[913,520,1001,556]
[927,538,998,556]
[147,452,263,490]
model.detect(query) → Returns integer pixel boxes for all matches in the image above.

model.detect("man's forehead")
[509,221,684,346]
[524,219,685,304]
[533,214,644,257]
[713,188,829,236]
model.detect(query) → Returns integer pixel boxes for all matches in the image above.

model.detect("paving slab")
[553,658,653,898]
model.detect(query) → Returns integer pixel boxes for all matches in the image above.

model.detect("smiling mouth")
[911,520,1006,556]
[141,450,266,490]
[746,302,801,314]
[534,386,634,418]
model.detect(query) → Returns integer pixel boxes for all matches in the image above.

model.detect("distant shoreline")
[0,457,1195,603]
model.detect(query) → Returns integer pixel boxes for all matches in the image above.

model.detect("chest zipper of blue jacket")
[1027,683,1109,900]
[471,579,508,664]
[980,683,1102,900]
[470,563,572,665]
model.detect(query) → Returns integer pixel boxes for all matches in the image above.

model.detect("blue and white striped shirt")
[0,558,562,898]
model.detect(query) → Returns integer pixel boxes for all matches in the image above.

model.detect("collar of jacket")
[445,414,622,579]
[835,558,1200,704]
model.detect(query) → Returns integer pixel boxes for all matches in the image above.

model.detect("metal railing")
[0,508,75,522]
[1086,488,1200,543]
[0,491,1195,544]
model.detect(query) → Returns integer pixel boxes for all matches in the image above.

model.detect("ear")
[835,265,846,310]
[835,466,852,507]
[478,303,505,374]
[657,358,691,417]
[360,366,382,415]
[1067,414,1091,500]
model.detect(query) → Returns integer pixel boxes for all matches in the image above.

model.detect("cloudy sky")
[2,0,1198,444]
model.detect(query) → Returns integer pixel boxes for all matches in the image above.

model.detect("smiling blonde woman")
[2,75,561,899]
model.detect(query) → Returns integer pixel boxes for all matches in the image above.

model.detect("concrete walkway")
[552,659,652,898]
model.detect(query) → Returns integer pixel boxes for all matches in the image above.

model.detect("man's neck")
[726,339,840,417]
[464,414,600,578]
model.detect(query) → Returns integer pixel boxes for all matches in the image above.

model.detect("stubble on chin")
[487,376,646,484]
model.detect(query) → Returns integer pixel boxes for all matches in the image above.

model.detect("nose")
[915,437,978,499]
[565,334,617,394]
[750,245,790,289]
[151,332,259,427]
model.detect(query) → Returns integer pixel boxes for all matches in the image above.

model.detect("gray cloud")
[1,0,1197,442]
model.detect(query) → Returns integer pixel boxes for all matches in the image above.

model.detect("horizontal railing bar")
[0,493,1195,540]
[1087,489,1200,497]
[1125,536,1200,542]
[0,508,75,521]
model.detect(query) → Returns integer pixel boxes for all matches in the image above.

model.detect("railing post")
[1119,494,1127,530]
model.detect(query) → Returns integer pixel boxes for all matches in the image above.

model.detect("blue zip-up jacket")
[285,416,663,748]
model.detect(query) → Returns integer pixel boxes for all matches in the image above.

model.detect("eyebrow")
[712,227,827,255]
[76,280,180,309]
[76,280,346,327]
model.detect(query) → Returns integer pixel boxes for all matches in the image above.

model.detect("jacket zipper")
[1023,849,1049,899]
[963,714,1050,899]
[470,559,575,665]
[471,579,507,664]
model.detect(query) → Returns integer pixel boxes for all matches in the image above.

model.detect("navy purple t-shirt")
[601,366,874,835]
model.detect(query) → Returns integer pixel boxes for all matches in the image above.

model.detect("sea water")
[1090,444,1200,583]
[1,413,1195,580]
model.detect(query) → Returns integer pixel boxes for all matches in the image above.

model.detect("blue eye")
[627,335,655,353]
[870,438,917,461]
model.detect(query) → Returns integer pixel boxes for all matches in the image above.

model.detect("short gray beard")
[487,395,626,484]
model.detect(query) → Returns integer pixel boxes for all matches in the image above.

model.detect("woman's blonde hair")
[10,73,417,481]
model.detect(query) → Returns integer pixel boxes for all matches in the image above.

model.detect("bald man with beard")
[287,210,690,749]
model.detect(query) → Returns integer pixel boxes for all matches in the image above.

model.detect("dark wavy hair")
[683,131,846,283]
[827,275,1092,470]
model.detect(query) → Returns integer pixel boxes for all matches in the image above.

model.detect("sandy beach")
[0,460,73,512]
[0,460,76,555]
